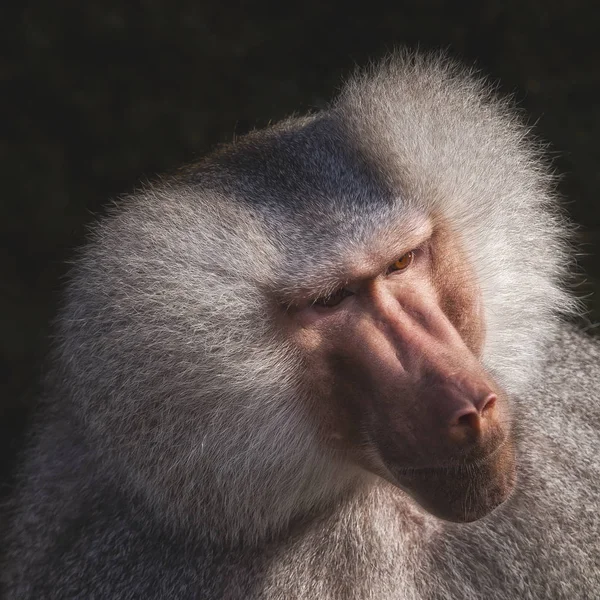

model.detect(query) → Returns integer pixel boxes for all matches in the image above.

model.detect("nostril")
[455,409,481,432]
[448,408,482,443]
[449,393,497,442]
[478,393,497,417]
[445,389,499,447]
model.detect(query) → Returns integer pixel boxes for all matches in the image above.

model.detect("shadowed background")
[1,0,599,490]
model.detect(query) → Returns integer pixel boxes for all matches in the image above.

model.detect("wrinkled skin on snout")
[292,224,516,523]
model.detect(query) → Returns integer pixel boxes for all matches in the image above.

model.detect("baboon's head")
[57,53,573,540]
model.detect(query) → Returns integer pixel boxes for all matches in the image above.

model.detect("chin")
[390,441,517,523]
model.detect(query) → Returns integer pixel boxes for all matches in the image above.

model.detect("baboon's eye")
[389,251,415,273]
[314,288,353,308]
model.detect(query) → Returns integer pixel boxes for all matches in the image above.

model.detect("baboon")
[2,53,599,599]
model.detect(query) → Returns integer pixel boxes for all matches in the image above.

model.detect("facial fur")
[51,52,574,542]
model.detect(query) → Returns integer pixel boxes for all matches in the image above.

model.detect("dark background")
[1,1,599,487]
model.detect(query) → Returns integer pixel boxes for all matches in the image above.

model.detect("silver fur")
[2,52,598,599]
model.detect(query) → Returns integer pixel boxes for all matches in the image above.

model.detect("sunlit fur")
[3,52,598,599]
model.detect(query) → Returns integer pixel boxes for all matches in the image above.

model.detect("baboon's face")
[291,219,516,522]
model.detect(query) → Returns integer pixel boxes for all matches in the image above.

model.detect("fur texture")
[2,52,598,599]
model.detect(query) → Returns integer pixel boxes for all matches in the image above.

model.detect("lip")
[374,425,509,483]
[390,436,510,476]
[382,438,517,523]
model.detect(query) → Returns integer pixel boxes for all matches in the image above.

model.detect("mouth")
[385,439,517,522]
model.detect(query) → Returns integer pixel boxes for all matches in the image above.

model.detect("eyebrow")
[275,217,433,304]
